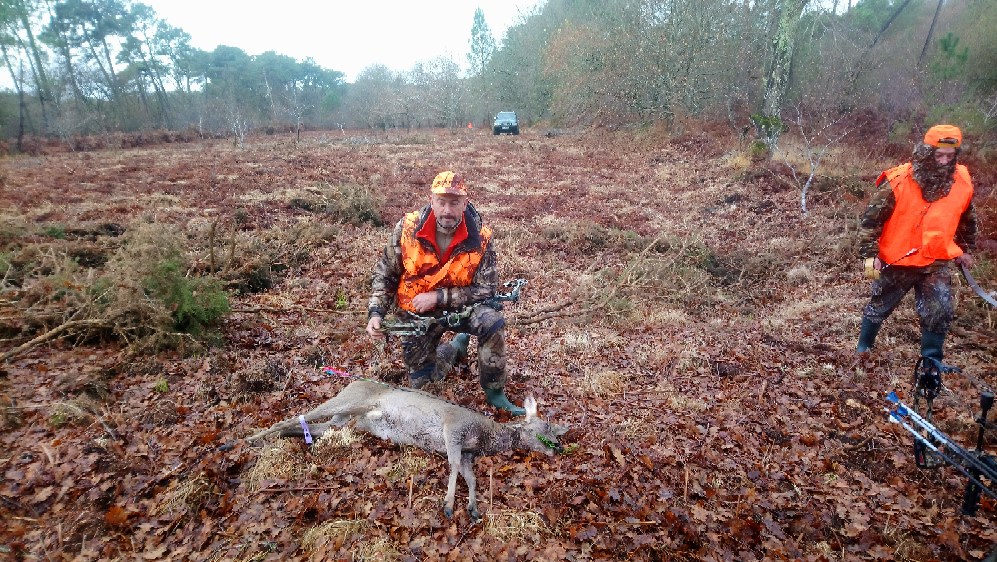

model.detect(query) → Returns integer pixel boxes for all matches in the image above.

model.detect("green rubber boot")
[484,387,526,416]
[856,318,882,354]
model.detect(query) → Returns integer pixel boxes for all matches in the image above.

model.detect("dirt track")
[1,128,995,560]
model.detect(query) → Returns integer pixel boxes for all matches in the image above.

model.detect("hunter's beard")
[436,214,462,233]
[911,143,957,202]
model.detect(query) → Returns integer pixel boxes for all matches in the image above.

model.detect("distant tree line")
[0,0,346,145]
[2,0,997,148]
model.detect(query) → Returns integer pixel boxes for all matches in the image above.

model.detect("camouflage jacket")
[367,203,498,318]
[858,176,977,261]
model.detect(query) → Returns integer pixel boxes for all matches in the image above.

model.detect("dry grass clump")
[558,331,595,353]
[156,473,213,516]
[537,218,652,255]
[721,149,753,171]
[485,509,552,543]
[378,447,430,483]
[243,440,309,490]
[311,426,361,462]
[214,217,338,294]
[353,537,403,562]
[620,410,656,442]
[575,233,717,316]
[48,397,99,427]
[300,518,368,552]
[580,367,627,397]
[286,183,383,226]
[666,393,709,412]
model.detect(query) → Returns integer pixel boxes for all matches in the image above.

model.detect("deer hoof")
[444,506,454,519]
[468,506,481,521]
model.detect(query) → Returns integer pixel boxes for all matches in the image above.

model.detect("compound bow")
[379,278,528,336]
[885,357,997,516]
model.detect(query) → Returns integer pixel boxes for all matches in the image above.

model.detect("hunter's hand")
[411,292,439,314]
[955,253,975,269]
[366,315,383,338]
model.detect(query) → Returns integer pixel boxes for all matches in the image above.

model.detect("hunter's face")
[934,147,956,164]
[431,195,467,229]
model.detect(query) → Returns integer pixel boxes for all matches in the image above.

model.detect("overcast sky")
[140,1,545,82]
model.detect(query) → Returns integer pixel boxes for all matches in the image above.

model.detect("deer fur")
[247,379,566,519]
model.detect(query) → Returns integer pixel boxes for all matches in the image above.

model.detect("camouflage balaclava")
[911,125,962,202]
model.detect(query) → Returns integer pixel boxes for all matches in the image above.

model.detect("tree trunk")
[17,2,53,133]
[761,0,809,146]
[871,0,912,48]
[1,45,27,151]
[919,0,944,67]
[44,1,87,110]
[17,75,27,152]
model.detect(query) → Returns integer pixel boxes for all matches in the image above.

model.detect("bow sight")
[885,357,996,516]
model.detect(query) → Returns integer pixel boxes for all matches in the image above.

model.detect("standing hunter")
[856,124,977,361]
[365,171,526,416]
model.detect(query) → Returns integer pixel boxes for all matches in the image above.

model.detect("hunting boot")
[484,387,526,417]
[433,333,471,382]
[856,318,882,354]
[920,330,946,362]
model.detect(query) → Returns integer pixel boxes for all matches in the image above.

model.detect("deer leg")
[459,452,480,520]
[247,396,368,443]
[443,435,462,518]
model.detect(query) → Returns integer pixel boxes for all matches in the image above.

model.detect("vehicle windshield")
[496,112,516,120]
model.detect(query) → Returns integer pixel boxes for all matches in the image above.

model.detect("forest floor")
[1,126,996,561]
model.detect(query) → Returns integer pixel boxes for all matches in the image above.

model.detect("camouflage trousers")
[861,262,954,334]
[402,303,507,390]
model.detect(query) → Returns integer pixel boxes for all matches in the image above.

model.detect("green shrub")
[143,259,230,335]
[43,225,66,239]
[749,140,770,160]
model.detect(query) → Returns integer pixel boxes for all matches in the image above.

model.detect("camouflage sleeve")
[858,180,896,258]
[367,219,405,318]
[955,201,977,253]
[444,240,498,309]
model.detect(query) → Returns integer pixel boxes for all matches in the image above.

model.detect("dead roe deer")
[247,379,567,519]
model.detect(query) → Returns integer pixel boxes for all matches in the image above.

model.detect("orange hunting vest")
[396,211,491,312]
[877,163,973,267]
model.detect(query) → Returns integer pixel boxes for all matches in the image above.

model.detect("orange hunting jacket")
[877,163,973,267]
[368,204,498,318]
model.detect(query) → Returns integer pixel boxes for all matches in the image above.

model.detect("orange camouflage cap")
[430,171,468,196]
[923,125,962,148]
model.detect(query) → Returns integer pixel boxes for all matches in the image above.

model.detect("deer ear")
[524,396,537,421]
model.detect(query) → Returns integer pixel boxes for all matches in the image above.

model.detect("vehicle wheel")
[493,129,499,135]
[512,128,519,135]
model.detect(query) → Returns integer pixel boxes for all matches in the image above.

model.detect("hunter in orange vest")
[365,171,525,415]
[856,125,977,361]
